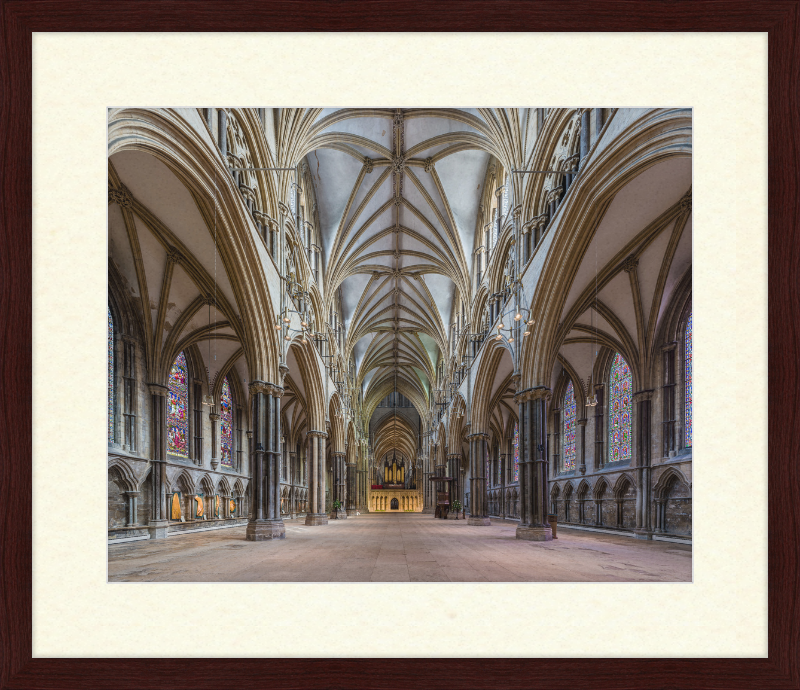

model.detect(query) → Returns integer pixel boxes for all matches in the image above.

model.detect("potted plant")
[331,499,342,519]
[451,499,462,519]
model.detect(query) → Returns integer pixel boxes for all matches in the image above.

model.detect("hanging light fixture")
[514,312,522,321]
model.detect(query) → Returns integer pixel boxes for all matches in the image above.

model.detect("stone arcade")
[108,107,692,581]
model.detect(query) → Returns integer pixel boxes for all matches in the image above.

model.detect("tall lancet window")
[563,380,577,471]
[108,308,114,441]
[608,353,632,463]
[685,313,693,448]
[167,352,189,457]
[220,376,234,468]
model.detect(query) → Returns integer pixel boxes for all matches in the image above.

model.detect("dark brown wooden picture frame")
[1,2,796,688]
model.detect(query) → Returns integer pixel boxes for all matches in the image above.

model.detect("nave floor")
[107,513,691,582]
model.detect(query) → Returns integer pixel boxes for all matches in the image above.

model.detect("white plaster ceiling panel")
[319,116,392,143]
[403,116,480,151]
[111,151,238,313]
[559,157,691,322]
[422,273,454,328]
[658,214,692,329]
[489,349,514,400]
[573,306,615,339]
[341,175,393,238]
[598,270,638,347]
[340,273,371,326]
[307,148,365,255]
[314,108,345,123]
[162,264,200,347]
[637,220,674,324]
[108,203,140,298]
[285,346,307,400]
[559,342,598,388]
[134,215,166,331]
[408,170,450,227]
[200,337,242,388]
[434,149,490,258]
[229,357,249,389]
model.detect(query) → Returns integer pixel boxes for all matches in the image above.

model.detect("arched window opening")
[563,380,577,471]
[513,422,519,482]
[685,313,692,448]
[167,352,189,458]
[220,376,234,468]
[108,308,114,442]
[608,353,632,463]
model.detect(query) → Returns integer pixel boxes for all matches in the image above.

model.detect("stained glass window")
[167,351,189,457]
[685,313,692,448]
[220,376,234,467]
[513,423,519,482]
[485,444,490,487]
[563,380,576,471]
[608,353,632,463]
[108,308,114,441]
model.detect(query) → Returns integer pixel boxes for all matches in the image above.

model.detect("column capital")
[577,418,588,427]
[633,389,655,403]
[249,380,284,397]
[147,383,168,397]
[513,386,551,404]
[209,413,220,422]
[466,432,488,440]
[306,430,329,439]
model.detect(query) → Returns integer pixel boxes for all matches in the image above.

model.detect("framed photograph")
[4,2,791,688]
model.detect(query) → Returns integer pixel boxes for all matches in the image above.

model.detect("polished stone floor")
[107,513,691,582]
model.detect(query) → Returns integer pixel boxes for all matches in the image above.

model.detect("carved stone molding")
[392,155,406,175]
[622,254,639,273]
[147,383,168,397]
[108,187,133,208]
[248,380,284,397]
[167,248,183,266]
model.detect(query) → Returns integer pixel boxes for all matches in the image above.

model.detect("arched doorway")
[390,498,399,510]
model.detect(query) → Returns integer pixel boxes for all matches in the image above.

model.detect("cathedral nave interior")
[108,106,691,581]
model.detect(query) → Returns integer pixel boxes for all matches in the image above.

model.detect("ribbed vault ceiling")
[303,108,494,417]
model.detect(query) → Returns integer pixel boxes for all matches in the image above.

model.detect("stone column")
[577,418,588,475]
[467,433,490,526]
[147,384,169,539]
[447,453,461,512]
[209,412,220,470]
[516,389,553,541]
[305,430,329,525]
[331,451,347,519]
[634,390,654,539]
[124,491,140,527]
[346,460,357,515]
[594,384,605,470]
[245,381,286,540]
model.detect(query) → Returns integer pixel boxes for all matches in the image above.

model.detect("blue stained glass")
[108,308,114,441]
[563,380,576,470]
[168,352,189,457]
[608,353,632,463]
[220,377,233,467]
[513,423,519,482]
[685,313,692,448]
